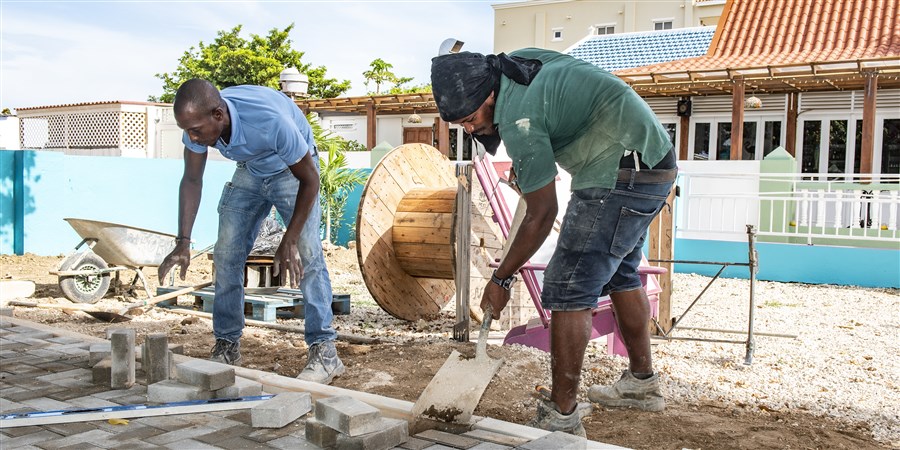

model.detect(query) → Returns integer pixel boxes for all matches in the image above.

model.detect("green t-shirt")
[494,48,672,193]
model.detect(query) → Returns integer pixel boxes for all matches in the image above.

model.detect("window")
[594,24,615,35]
[801,121,822,174]
[552,28,563,41]
[653,20,673,31]
[762,121,782,157]
[828,120,848,175]
[693,123,711,160]
[882,119,900,176]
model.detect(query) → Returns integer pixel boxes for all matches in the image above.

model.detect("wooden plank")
[730,77,745,161]
[648,186,676,334]
[392,226,452,245]
[396,198,456,214]
[393,211,454,229]
[394,242,453,260]
[860,72,877,175]
[402,188,457,201]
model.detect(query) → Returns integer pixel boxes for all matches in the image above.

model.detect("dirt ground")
[0,249,889,450]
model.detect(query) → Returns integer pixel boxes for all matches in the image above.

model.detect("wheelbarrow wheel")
[58,252,110,304]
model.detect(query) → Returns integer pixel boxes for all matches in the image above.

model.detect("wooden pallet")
[154,286,351,322]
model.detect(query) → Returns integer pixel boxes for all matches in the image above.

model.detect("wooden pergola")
[617,56,900,165]
[294,93,450,154]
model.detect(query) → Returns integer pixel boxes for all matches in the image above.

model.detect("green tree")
[362,58,414,95]
[387,83,432,95]
[151,24,350,102]
[308,114,368,244]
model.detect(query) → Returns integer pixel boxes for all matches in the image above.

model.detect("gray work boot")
[209,338,242,367]
[528,398,591,438]
[588,370,665,411]
[297,340,345,384]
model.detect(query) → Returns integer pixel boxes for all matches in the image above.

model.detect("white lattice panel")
[121,112,146,149]
[69,112,119,148]
[18,111,147,151]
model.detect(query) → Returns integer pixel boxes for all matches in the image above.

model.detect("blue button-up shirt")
[182,85,315,178]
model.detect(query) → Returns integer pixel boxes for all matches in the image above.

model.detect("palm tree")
[308,114,368,244]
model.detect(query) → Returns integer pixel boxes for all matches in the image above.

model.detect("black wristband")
[175,236,191,242]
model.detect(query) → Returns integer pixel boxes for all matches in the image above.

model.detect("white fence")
[677,169,900,246]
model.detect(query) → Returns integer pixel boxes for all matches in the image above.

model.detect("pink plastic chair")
[473,154,665,356]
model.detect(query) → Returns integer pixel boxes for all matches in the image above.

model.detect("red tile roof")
[617,0,900,75]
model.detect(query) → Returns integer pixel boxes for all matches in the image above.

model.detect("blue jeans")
[212,160,336,345]
[541,170,675,311]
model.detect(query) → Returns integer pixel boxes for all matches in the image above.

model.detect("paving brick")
[175,359,235,391]
[20,396,73,412]
[305,417,338,448]
[462,429,529,447]
[192,422,256,444]
[47,384,111,402]
[421,445,456,450]
[517,431,587,450]
[0,424,45,437]
[144,425,217,445]
[43,422,100,437]
[142,334,169,385]
[469,443,511,450]
[315,395,382,436]
[398,436,435,450]
[217,435,283,449]
[67,395,119,409]
[0,429,63,446]
[161,438,220,449]
[251,392,311,428]
[37,428,115,450]
[115,440,166,449]
[91,385,145,400]
[110,329,135,389]
[215,376,263,398]
[89,343,112,366]
[266,434,321,449]
[336,417,408,450]
[146,380,212,403]
[98,423,166,441]
[92,358,112,385]
[0,306,13,316]
[416,429,481,449]
[1,396,29,412]
[245,420,305,442]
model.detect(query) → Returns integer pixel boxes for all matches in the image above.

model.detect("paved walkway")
[0,315,622,449]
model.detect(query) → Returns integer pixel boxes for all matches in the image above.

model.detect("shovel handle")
[118,281,212,315]
[7,300,91,311]
[476,305,492,359]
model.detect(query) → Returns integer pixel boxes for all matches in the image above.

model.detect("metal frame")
[649,224,760,365]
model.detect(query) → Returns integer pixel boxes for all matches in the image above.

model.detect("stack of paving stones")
[1,318,603,449]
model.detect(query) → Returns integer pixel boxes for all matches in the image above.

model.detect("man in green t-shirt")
[432,49,677,437]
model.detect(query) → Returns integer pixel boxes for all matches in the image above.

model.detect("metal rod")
[677,326,796,339]
[660,264,728,337]
[744,225,758,365]
[648,258,750,267]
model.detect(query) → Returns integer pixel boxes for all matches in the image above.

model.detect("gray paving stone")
[251,392,311,428]
[162,439,220,449]
[0,424,45,437]
[175,359,234,391]
[20,396,73,412]
[147,379,212,403]
[245,420,305,442]
[37,428,115,450]
[192,422,256,444]
[305,417,338,448]
[315,395,382,436]
[517,431,587,450]
[422,445,456,450]
[96,423,166,441]
[462,429,529,447]
[216,435,281,449]
[266,434,321,449]
[416,429,481,449]
[37,368,91,382]
[145,425,218,445]
[134,414,196,432]
[43,422,100,437]
[92,385,146,400]
[1,396,29,412]
[399,436,436,450]
[46,336,82,345]
[67,395,120,409]
[336,417,408,450]
[54,441,104,449]
[110,329,136,389]
[0,429,64,447]
[470,443,512,450]
[215,376,263,398]
[114,440,166,449]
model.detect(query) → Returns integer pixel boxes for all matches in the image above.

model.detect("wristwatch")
[490,270,516,290]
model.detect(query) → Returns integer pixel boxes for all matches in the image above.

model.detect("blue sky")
[1,1,502,111]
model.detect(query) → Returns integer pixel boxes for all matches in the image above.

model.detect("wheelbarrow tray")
[64,218,176,268]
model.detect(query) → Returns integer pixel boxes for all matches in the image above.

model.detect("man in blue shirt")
[158,79,344,384]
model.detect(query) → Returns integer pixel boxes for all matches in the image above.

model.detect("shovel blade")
[411,350,503,426]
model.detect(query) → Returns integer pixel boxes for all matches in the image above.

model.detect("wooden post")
[785,92,798,157]
[860,71,878,175]
[366,101,376,150]
[730,76,745,161]
[436,117,451,157]
[453,163,472,342]
[679,114,690,160]
[648,186,676,334]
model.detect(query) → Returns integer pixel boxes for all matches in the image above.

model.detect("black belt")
[617,168,678,183]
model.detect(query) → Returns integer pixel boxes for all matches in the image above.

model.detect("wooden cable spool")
[356,144,485,321]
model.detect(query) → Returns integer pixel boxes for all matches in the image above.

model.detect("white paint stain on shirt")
[515,118,531,134]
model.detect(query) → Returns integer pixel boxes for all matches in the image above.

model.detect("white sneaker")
[588,370,665,411]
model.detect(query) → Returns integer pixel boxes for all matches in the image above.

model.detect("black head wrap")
[431,52,542,155]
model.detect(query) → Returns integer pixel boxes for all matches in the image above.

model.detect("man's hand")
[273,238,303,289]
[158,241,192,284]
[480,281,511,320]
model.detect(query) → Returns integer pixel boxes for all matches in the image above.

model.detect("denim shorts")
[541,173,674,311]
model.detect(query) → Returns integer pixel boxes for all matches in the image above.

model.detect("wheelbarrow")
[51,218,177,303]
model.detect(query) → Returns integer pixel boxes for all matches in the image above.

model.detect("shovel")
[411,305,503,427]
[7,300,131,323]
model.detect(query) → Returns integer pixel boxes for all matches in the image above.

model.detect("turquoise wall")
[674,238,899,288]
[0,150,367,256]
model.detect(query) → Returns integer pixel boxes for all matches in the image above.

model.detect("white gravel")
[584,273,900,446]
